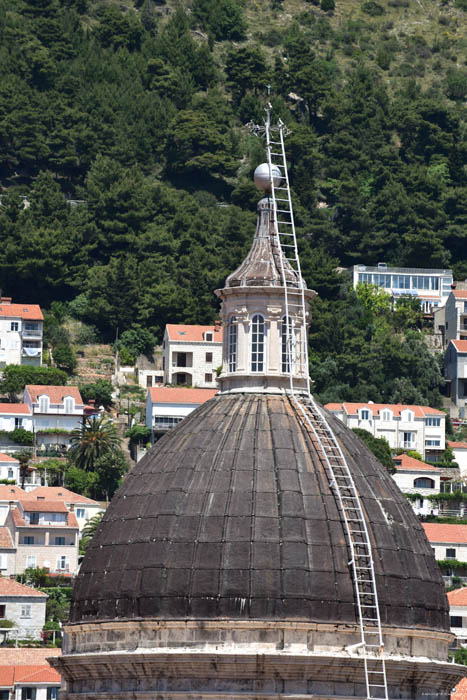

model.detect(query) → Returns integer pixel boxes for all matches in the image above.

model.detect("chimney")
[452,282,457,289]
[0,297,12,304]
[214,320,221,332]
[88,399,95,407]
[69,503,75,511]
[9,501,16,510]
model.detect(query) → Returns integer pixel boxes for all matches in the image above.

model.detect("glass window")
[392,275,411,289]
[64,397,73,413]
[47,689,59,700]
[205,332,213,342]
[425,417,441,426]
[56,555,68,571]
[360,410,370,420]
[26,555,36,567]
[10,322,19,332]
[373,274,390,288]
[21,689,36,700]
[450,616,463,627]
[251,315,265,373]
[281,316,292,373]
[228,317,237,373]
[358,273,372,283]
[446,548,456,559]
[425,439,441,447]
[21,604,31,618]
[414,477,434,489]
[76,508,85,519]
[39,396,49,413]
[29,512,39,525]
[54,537,65,546]
[431,277,439,290]
[403,431,414,447]
[204,373,212,383]
[24,536,35,545]
[381,410,391,421]
[205,352,213,363]
[15,417,23,428]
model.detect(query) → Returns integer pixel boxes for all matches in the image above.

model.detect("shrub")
[79,380,113,409]
[10,428,34,446]
[362,1,385,16]
[320,0,334,10]
[75,324,99,345]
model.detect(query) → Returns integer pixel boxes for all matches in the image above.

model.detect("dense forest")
[0,0,466,405]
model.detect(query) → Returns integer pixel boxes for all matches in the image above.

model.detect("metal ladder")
[263,103,389,700]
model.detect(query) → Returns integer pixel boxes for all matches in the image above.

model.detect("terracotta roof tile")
[453,291,467,299]
[452,678,467,700]
[452,340,467,353]
[0,404,31,415]
[0,304,43,321]
[0,454,18,464]
[148,387,218,404]
[21,500,69,513]
[392,454,440,472]
[14,666,61,684]
[448,441,467,450]
[324,402,445,417]
[166,324,223,343]
[0,648,61,664]
[25,385,83,405]
[0,486,28,501]
[448,587,467,607]
[9,508,25,526]
[0,527,14,548]
[0,667,14,687]
[0,579,47,597]
[422,523,467,544]
[30,487,100,505]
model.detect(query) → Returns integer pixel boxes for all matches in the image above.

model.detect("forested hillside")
[0,0,466,404]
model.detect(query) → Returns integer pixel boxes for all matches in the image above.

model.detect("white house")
[0,664,61,700]
[28,486,104,534]
[445,341,467,414]
[0,525,16,576]
[162,324,223,388]
[23,385,85,451]
[0,578,47,640]
[447,587,467,647]
[0,485,29,525]
[0,404,33,454]
[449,441,467,476]
[0,297,43,367]
[422,523,467,580]
[0,453,20,484]
[5,499,80,576]
[146,387,218,442]
[352,263,453,314]
[444,290,467,343]
[391,453,441,516]
[324,402,446,460]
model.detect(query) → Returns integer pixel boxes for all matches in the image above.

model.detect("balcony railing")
[22,329,42,337]
[403,442,414,449]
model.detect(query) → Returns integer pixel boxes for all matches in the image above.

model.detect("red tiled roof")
[25,385,83,405]
[21,500,69,513]
[448,441,467,450]
[452,340,467,353]
[148,387,218,404]
[0,453,18,464]
[10,503,78,529]
[30,487,100,505]
[166,324,223,343]
[0,485,28,501]
[448,587,467,607]
[392,454,440,472]
[0,527,14,548]
[422,523,467,544]
[453,291,467,299]
[452,677,467,700]
[0,579,47,597]
[0,404,31,415]
[0,664,61,688]
[0,304,43,321]
[324,402,445,417]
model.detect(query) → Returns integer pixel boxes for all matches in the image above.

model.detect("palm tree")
[80,512,104,555]
[69,416,119,471]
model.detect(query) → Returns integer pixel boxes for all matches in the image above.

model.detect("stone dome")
[71,393,448,631]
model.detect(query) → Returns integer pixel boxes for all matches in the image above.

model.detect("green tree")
[80,512,103,554]
[69,416,119,471]
[78,380,113,409]
[352,429,394,473]
[53,344,77,373]
[1,366,68,398]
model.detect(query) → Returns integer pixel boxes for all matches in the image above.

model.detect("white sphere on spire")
[254,163,282,191]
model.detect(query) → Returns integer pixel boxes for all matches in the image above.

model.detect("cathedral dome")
[71,392,447,630]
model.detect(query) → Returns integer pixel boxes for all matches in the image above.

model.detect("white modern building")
[325,402,446,460]
[391,453,441,516]
[0,578,47,641]
[162,324,223,388]
[23,385,85,451]
[352,264,453,314]
[146,386,218,442]
[0,297,43,367]
[445,341,467,413]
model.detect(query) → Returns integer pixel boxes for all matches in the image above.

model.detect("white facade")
[391,457,441,517]
[163,325,222,388]
[352,264,453,314]
[444,291,467,343]
[325,402,445,460]
[0,454,20,484]
[0,298,43,367]
[0,583,47,641]
[146,388,217,441]
[29,487,104,535]
[445,341,467,413]
[449,442,467,476]
[137,369,164,389]
[23,386,85,451]
[448,590,467,646]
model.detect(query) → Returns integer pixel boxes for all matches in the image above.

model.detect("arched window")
[281,316,292,373]
[251,314,265,372]
[414,477,435,489]
[228,317,237,372]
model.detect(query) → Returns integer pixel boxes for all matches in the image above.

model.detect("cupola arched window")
[281,316,292,373]
[251,314,265,372]
[228,317,237,372]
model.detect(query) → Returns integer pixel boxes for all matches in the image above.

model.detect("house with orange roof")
[449,441,467,476]
[0,663,60,700]
[0,486,29,525]
[423,523,467,585]
[0,526,16,576]
[444,290,467,345]
[391,454,441,516]
[5,500,79,576]
[447,587,467,647]
[0,404,33,455]
[452,677,467,700]
[146,386,218,443]
[163,323,223,388]
[28,487,104,534]
[0,453,20,485]
[445,340,467,414]
[0,579,47,641]
[23,385,85,453]
[0,297,43,368]
[324,402,445,460]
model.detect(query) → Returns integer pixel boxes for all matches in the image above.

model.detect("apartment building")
[146,387,218,442]
[23,385,85,451]
[352,264,453,314]
[5,500,79,575]
[28,486,104,534]
[162,324,223,388]
[324,402,446,460]
[0,297,43,367]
